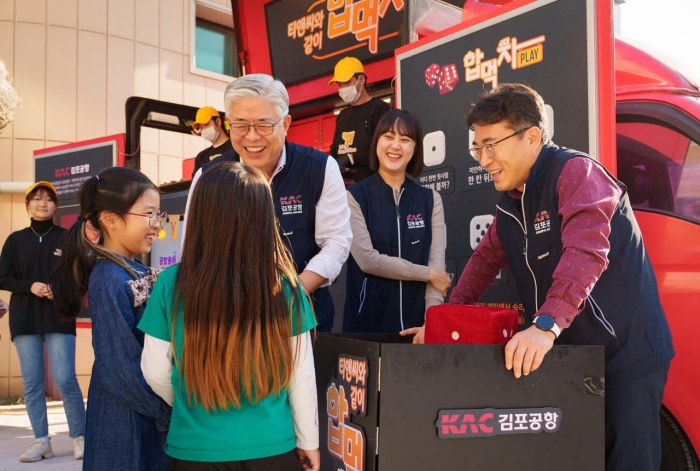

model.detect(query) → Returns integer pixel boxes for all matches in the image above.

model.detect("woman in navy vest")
[343,109,450,338]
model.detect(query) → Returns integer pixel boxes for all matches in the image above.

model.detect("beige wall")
[0,0,229,397]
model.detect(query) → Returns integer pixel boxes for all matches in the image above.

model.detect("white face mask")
[200,124,220,143]
[339,81,361,104]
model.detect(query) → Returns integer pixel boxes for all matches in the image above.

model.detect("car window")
[617,121,700,223]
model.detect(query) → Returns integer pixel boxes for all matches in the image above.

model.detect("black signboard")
[315,334,605,470]
[398,0,595,310]
[34,137,121,321]
[35,141,118,206]
[265,0,405,85]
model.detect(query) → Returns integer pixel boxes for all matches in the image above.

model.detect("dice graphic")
[438,63,459,95]
[470,214,494,249]
[424,63,441,88]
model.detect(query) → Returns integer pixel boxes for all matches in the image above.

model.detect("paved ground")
[0,406,81,471]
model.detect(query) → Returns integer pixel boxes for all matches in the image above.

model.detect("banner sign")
[35,142,117,205]
[265,0,405,85]
[436,407,563,438]
[398,0,593,310]
[326,354,369,471]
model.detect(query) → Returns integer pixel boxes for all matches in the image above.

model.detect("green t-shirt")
[138,264,316,462]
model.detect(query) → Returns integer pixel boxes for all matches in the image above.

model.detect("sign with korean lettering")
[398,0,592,310]
[326,354,368,471]
[150,219,183,271]
[436,407,562,438]
[35,140,119,205]
[419,167,455,195]
[265,0,405,85]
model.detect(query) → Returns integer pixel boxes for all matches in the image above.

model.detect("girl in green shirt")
[139,162,319,471]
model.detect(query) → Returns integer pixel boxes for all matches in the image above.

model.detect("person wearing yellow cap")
[329,57,390,183]
[191,106,233,177]
[0,181,86,462]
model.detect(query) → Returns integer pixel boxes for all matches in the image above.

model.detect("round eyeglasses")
[226,117,283,137]
[126,210,168,229]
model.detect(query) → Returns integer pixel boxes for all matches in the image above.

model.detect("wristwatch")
[533,314,561,338]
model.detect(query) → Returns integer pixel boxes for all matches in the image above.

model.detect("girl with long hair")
[0,182,86,462]
[50,167,171,470]
[139,162,319,471]
[343,109,450,341]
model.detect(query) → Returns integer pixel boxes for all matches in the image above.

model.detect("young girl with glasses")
[51,167,171,471]
[138,162,320,471]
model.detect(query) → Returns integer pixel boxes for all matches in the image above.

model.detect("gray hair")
[223,74,289,119]
[0,60,21,131]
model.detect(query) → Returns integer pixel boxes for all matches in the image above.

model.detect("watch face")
[536,315,555,330]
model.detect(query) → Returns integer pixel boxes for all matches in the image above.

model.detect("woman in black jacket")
[0,181,85,463]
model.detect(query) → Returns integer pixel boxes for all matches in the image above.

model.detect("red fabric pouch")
[424,304,519,345]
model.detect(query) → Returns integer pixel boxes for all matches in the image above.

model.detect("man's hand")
[0,298,8,318]
[399,325,425,344]
[504,325,555,378]
[428,269,451,297]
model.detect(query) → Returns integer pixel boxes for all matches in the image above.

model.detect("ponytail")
[51,168,158,320]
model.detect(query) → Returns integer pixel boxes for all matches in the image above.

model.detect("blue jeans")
[13,333,86,439]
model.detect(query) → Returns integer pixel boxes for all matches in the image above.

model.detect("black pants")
[168,450,302,471]
[605,363,670,471]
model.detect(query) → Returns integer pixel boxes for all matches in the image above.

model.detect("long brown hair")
[175,162,305,411]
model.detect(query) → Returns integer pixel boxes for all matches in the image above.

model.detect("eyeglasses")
[469,127,531,162]
[126,210,168,229]
[226,117,283,137]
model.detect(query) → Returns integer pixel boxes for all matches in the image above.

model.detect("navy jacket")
[344,173,434,333]
[203,141,335,330]
[496,143,674,380]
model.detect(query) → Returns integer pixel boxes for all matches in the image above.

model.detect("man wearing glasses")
[185,74,352,332]
[447,83,673,470]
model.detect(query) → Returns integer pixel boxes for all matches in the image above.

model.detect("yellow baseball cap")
[329,57,364,85]
[193,107,221,131]
[26,181,58,199]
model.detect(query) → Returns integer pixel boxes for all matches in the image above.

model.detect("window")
[190,0,238,80]
[617,115,700,224]
[195,19,236,77]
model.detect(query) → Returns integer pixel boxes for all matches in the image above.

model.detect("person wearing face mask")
[329,57,391,183]
[191,106,233,177]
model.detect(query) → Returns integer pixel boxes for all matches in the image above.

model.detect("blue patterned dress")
[83,257,171,470]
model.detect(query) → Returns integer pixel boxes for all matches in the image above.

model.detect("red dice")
[424,63,441,88]
[438,63,459,95]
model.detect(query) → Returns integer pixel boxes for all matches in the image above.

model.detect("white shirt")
[182,146,352,286]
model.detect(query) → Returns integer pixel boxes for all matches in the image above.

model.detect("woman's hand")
[400,325,426,344]
[296,448,321,471]
[428,268,451,297]
[30,282,52,298]
[0,298,8,318]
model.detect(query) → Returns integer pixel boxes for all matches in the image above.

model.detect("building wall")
[0,0,229,398]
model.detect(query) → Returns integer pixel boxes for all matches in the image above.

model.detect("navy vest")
[344,173,434,333]
[496,143,674,379]
[202,142,335,330]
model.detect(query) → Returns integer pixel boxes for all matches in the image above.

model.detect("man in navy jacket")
[184,74,352,332]
[449,83,674,471]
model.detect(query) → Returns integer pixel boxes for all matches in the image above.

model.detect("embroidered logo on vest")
[407,214,425,229]
[534,210,551,234]
[280,195,303,215]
